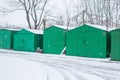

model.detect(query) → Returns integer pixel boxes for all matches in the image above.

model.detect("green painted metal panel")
[43,26,66,54]
[111,29,120,61]
[14,33,35,52]
[66,24,109,58]
[11,31,18,49]
[13,29,43,52]
[0,29,13,49]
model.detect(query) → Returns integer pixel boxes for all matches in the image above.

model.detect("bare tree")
[0,0,51,29]
[73,0,120,28]
[49,0,77,28]
[64,1,72,28]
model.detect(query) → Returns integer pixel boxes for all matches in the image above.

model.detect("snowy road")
[0,49,120,80]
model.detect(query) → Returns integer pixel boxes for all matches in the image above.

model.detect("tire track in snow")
[72,70,104,80]
[39,61,117,80]
[89,68,120,80]
[43,65,65,80]
[56,68,78,80]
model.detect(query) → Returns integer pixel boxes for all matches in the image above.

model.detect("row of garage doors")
[43,24,120,61]
[0,24,120,61]
[0,29,43,52]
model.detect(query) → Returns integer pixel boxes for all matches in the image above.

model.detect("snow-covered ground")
[0,55,47,80]
[0,49,120,80]
[0,55,65,80]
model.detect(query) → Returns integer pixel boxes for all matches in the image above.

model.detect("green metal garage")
[43,25,67,54]
[13,29,43,52]
[66,24,110,58]
[0,29,18,49]
[111,28,120,61]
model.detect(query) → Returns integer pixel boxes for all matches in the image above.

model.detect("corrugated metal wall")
[66,24,109,58]
[0,29,12,49]
[43,26,66,54]
[13,29,43,52]
[111,29,120,61]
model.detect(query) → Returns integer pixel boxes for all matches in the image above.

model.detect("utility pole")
[105,0,110,31]
[43,19,46,30]
[83,10,85,25]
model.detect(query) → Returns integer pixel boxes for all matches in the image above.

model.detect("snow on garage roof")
[6,29,20,31]
[86,23,120,31]
[0,28,20,31]
[53,25,75,30]
[25,29,43,34]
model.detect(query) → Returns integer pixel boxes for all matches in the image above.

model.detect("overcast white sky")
[0,0,77,28]
[0,0,28,27]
